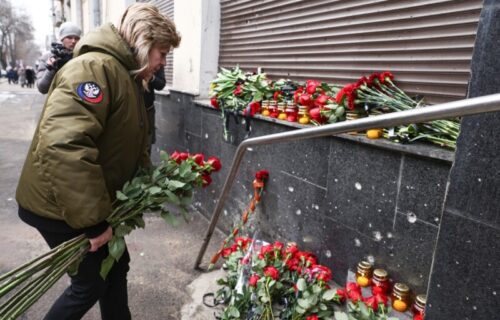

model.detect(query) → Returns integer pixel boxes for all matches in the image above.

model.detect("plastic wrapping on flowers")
[215,234,344,320]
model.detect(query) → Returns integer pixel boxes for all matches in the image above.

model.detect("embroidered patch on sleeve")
[77,82,104,104]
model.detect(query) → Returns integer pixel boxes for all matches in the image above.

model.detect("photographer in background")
[36,22,81,94]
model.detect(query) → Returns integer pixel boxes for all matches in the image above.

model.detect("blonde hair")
[118,3,181,79]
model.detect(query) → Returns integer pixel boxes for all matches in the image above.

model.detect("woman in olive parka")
[15,4,180,319]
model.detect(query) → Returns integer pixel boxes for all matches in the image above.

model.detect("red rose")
[315,94,329,106]
[244,101,261,116]
[206,156,222,172]
[348,289,362,302]
[364,296,378,311]
[375,293,388,306]
[372,285,385,295]
[192,153,204,166]
[306,84,318,95]
[346,282,361,293]
[336,288,346,303]
[263,266,280,280]
[260,244,274,257]
[170,151,181,162]
[312,265,332,282]
[171,151,189,164]
[255,170,269,181]
[298,93,311,106]
[179,152,189,161]
[285,244,298,256]
[210,97,219,109]
[273,241,284,251]
[413,315,424,320]
[306,315,319,320]
[249,274,260,287]
[201,174,212,187]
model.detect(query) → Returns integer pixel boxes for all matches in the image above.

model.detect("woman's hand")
[88,226,113,252]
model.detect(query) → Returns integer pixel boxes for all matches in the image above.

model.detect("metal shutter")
[139,0,175,87]
[219,0,483,104]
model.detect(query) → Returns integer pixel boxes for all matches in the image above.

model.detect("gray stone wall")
[153,91,453,296]
[424,1,500,318]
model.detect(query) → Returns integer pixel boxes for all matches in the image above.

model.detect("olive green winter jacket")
[16,23,150,232]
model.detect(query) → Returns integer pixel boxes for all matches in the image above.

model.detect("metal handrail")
[194,93,500,269]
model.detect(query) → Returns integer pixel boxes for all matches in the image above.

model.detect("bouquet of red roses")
[216,237,344,320]
[0,151,221,319]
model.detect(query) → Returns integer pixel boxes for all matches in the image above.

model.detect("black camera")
[48,42,73,70]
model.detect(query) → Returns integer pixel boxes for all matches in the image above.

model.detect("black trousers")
[37,229,132,320]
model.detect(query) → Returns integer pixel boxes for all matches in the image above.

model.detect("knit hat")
[59,22,82,41]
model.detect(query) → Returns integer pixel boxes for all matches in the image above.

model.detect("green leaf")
[359,302,370,318]
[133,216,146,229]
[297,298,310,309]
[100,254,115,279]
[116,191,128,201]
[295,306,306,314]
[108,236,126,261]
[161,210,179,227]
[180,195,193,206]
[179,161,192,178]
[114,224,133,237]
[168,180,186,190]
[159,150,170,160]
[165,190,181,205]
[334,311,349,320]
[228,306,240,318]
[149,186,162,195]
[322,288,337,301]
[296,278,307,291]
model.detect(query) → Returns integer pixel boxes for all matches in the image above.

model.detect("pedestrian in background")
[16,3,180,319]
[25,66,35,88]
[36,21,82,94]
[144,66,166,153]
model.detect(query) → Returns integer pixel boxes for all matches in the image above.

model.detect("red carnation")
[206,156,222,172]
[233,84,243,96]
[263,266,280,280]
[210,97,219,109]
[249,274,260,287]
[273,91,283,101]
[306,315,319,320]
[221,247,233,258]
[255,170,269,181]
[379,71,394,84]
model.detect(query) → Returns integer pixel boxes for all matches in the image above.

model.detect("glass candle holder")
[355,261,373,287]
[285,101,298,122]
[371,268,390,295]
[298,105,310,124]
[391,283,411,312]
[261,100,270,116]
[277,102,287,120]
